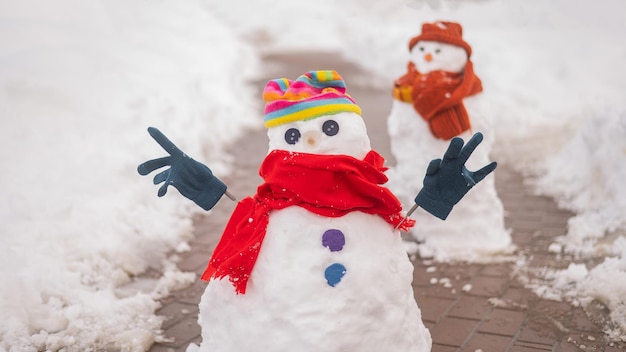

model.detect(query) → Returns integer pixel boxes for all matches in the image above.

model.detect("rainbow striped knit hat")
[263,70,362,128]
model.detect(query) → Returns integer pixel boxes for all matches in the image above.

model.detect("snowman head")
[264,71,371,159]
[410,41,468,74]
[408,21,472,74]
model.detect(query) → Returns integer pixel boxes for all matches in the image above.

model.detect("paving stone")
[157,301,199,329]
[148,344,176,352]
[511,340,554,351]
[174,279,207,305]
[159,317,202,349]
[500,196,522,212]
[513,211,544,224]
[507,276,525,289]
[537,227,568,238]
[448,295,491,320]
[566,307,602,333]
[429,316,480,347]
[517,316,561,345]
[547,215,573,227]
[177,251,212,273]
[415,282,462,300]
[521,195,552,208]
[532,299,575,317]
[531,237,559,253]
[440,264,482,281]
[465,275,508,297]
[509,344,553,352]
[480,263,511,278]
[499,287,531,310]
[423,320,436,331]
[413,266,437,287]
[555,338,590,352]
[526,253,561,268]
[558,333,608,352]
[431,344,458,352]
[511,217,542,232]
[511,231,535,246]
[417,295,456,323]
[463,332,513,352]
[478,309,525,336]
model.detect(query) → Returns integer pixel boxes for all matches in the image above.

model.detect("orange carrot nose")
[424,53,433,62]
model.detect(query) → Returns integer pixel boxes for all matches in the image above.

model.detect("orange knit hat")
[408,21,472,57]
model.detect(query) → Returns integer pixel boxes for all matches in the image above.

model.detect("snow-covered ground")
[0,0,260,350]
[1,0,625,350]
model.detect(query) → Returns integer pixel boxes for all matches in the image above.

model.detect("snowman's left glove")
[137,127,233,211]
[414,132,497,220]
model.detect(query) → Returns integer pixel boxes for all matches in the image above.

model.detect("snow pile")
[523,237,626,340]
[523,110,626,340]
[0,0,259,350]
[534,110,626,256]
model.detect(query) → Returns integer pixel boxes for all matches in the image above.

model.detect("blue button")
[325,263,347,287]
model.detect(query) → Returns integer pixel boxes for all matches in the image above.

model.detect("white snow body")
[387,40,512,262]
[191,112,432,352]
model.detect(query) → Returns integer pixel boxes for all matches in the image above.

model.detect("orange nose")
[424,53,433,62]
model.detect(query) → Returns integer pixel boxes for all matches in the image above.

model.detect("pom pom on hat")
[263,70,362,128]
[409,21,472,57]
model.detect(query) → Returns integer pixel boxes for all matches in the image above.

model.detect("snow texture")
[0,0,259,350]
[1,0,626,350]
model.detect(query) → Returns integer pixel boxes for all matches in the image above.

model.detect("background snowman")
[138,70,496,352]
[387,21,512,262]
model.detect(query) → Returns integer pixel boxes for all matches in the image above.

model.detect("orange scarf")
[393,61,483,140]
[201,149,414,294]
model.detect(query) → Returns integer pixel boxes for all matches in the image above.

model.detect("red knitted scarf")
[393,61,483,140]
[200,149,415,294]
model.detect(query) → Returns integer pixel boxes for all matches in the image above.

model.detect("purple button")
[322,229,345,252]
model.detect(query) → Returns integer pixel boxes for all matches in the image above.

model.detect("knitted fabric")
[200,149,415,294]
[393,61,483,140]
[263,70,362,128]
[409,21,472,57]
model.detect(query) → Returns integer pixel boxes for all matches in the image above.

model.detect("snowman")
[387,21,512,262]
[138,70,496,352]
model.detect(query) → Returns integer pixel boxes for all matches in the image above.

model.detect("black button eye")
[284,128,301,145]
[322,120,339,136]
[435,48,441,54]
[419,46,424,52]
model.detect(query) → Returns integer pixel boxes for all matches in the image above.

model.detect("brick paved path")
[149,53,623,352]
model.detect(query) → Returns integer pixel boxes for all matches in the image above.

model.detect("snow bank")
[522,237,626,341]
[524,110,626,340]
[535,110,626,256]
[0,0,259,350]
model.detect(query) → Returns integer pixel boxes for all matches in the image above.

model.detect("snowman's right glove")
[137,127,232,211]
[414,132,497,220]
